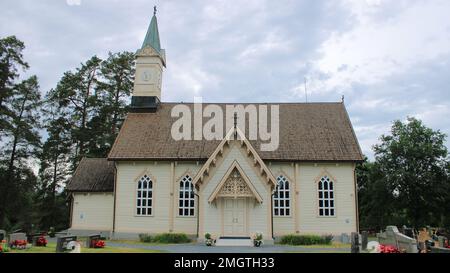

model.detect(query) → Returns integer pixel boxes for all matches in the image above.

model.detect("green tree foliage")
[47,56,102,168]
[0,76,41,229]
[86,52,135,157]
[358,117,450,230]
[0,35,136,232]
[36,105,72,231]
[0,36,29,135]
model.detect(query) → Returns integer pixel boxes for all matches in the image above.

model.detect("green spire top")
[141,6,161,53]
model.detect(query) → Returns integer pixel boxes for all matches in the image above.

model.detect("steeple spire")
[141,5,161,53]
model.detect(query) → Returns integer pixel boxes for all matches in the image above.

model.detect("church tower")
[131,6,166,112]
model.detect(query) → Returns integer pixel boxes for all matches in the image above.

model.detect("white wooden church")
[67,11,364,244]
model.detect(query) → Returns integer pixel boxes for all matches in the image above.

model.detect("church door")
[223,198,247,236]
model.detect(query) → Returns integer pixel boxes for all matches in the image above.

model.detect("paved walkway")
[106,242,350,253]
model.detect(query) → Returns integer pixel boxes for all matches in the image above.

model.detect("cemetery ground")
[7,241,163,253]
[5,238,351,253]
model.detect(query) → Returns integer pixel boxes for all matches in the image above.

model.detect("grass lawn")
[277,241,351,249]
[106,239,195,246]
[6,242,163,253]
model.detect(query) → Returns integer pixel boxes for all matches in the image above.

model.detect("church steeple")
[141,6,161,53]
[130,6,166,112]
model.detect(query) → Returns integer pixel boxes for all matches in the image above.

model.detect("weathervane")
[154,5,157,16]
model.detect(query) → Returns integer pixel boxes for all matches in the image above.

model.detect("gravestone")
[377,226,418,253]
[341,233,350,244]
[56,235,77,253]
[351,232,360,253]
[0,230,6,241]
[361,231,368,251]
[437,236,446,248]
[8,232,26,242]
[86,234,101,248]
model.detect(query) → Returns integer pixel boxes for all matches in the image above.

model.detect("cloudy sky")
[1,0,450,158]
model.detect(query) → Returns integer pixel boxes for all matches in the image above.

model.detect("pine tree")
[0,75,41,228]
[47,56,102,168]
[86,52,135,156]
[0,36,29,137]
[36,103,72,230]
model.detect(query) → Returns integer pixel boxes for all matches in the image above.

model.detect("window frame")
[134,173,155,217]
[177,174,196,217]
[273,175,292,217]
[317,174,336,218]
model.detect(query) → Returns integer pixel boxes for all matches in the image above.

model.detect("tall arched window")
[136,174,153,216]
[318,175,335,217]
[179,175,195,216]
[273,175,290,216]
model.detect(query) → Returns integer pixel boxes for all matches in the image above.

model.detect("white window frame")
[273,175,291,217]
[318,175,335,217]
[178,175,195,217]
[136,174,153,216]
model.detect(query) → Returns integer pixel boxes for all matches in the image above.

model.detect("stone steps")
[216,237,253,247]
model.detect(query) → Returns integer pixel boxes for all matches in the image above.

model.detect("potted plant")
[0,240,9,253]
[36,236,48,247]
[253,232,263,247]
[205,233,215,246]
[48,227,55,238]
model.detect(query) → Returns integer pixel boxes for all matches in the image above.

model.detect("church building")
[67,11,364,244]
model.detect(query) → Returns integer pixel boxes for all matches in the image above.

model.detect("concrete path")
[106,242,350,253]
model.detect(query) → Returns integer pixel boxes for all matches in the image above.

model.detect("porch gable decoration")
[208,161,263,204]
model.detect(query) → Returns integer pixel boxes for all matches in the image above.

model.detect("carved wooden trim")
[208,161,263,203]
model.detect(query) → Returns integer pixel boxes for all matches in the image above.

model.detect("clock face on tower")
[141,69,153,82]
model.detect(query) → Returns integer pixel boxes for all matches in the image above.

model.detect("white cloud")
[305,0,450,94]
[66,0,81,6]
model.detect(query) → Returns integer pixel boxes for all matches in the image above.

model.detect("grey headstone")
[0,230,6,241]
[351,232,360,253]
[361,231,368,250]
[341,233,350,244]
[8,232,26,242]
[86,234,101,248]
[56,235,77,253]
[437,236,446,248]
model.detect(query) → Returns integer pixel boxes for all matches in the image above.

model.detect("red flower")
[36,236,47,247]
[379,244,400,253]
[94,240,105,248]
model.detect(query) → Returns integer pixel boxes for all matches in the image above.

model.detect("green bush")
[138,233,153,243]
[138,233,191,244]
[153,233,191,244]
[279,234,333,245]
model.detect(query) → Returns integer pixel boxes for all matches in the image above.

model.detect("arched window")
[136,174,153,216]
[318,175,335,217]
[179,175,195,216]
[273,175,290,216]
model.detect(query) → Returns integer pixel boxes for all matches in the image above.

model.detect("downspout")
[271,185,279,240]
[192,187,200,239]
[112,162,118,238]
[353,164,360,233]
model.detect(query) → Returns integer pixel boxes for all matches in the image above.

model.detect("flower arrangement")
[252,232,263,247]
[378,244,400,253]
[90,239,105,248]
[204,233,216,246]
[10,240,28,250]
[36,236,47,247]
[0,240,9,253]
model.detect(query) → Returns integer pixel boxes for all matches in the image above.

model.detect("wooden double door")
[223,198,247,236]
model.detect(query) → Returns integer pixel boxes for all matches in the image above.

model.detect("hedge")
[279,234,333,245]
[139,233,191,244]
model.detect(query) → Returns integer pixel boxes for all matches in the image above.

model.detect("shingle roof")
[66,158,115,192]
[108,102,363,162]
